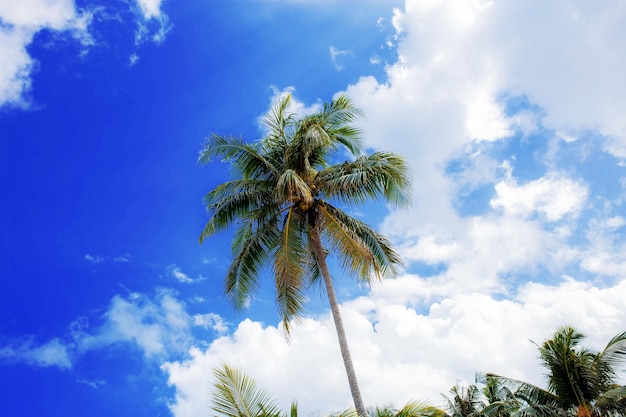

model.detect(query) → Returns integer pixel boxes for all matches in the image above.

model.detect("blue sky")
[2,1,626,416]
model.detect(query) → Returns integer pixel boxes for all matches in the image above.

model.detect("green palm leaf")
[316,152,411,207]
[211,364,281,417]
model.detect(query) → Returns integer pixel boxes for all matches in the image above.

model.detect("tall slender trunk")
[310,227,367,417]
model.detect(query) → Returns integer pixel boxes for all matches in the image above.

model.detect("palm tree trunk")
[310,227,367,417]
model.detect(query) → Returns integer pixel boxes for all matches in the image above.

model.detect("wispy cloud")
[84,254,104,264]
[329,45,352,71]
[132,0,172,45]
[0,337,72,370]
[85,253,131,264]
[168,265,205,284]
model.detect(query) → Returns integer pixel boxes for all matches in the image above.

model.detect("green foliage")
[211,364,297,417]
[446,326,626,417]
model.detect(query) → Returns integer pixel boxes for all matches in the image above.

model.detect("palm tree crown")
[199,94,411,417]
[486,325,626,417]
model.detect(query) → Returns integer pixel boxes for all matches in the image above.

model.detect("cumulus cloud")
[76,289,193,359]
[490,173,588,221]
[162,277,626,417]
[2,281,624,417]
[0,289,198,369]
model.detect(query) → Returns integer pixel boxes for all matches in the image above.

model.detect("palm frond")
[595,385,626,414]
[318,94,363,155]
[316,152,411,207]
[211,364,281,417]
[596,331,626,375]
[274,207,308,334]
[225,220,280,310]
[318,202,403,281]
[200,180,275,243]
[315,202,375,279]
[485,374,560,410]
[199,135,279,180]
[275,169,312,206]
[263,94,296,140]
[395,401,446,417]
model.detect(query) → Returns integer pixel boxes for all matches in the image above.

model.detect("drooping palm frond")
[484,374,560,412]
[317,202,403,281]
[274,207,308,332]
[200,179,275,243]
[595,385,626,416]
[275,169,313,207]
[211,364,281,417]
[314,202,376,279]
[225,219,280,310]
[596,331,626,380]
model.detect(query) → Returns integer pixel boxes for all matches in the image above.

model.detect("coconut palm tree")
[442,383,483,417]
[485,326,626,417]
[199,94,411,417]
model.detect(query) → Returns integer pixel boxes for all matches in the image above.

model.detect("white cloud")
[84,254,104,264]
[162,276,626,417]
[0,0,172,108]
[0,337,72,369]
[490,173,588,221]
[77,289,193,358]
[129,53,140,67]
[0,0,93,108]
[192,313,229,334]
[329,45,352,71]
[169,265,205,284]
[132,0,172,45]
[0,289,197,370]
[113,254,131,262]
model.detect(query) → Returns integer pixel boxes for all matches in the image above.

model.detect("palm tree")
[442,383,483,417]
[485,326,626,417]
[211,364,298,417]
[199,94,411,417]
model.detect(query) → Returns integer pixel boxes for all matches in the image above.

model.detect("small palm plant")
[211,364,298,417]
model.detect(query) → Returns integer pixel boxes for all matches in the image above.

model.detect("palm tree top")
[198,94,411,326]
